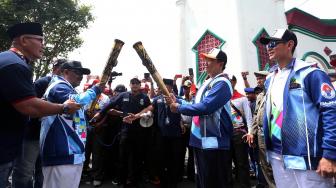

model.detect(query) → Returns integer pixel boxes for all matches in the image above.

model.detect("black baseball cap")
[130,77,141,84]
[61,60,91,75]
[114,84,127,93]
[200,48,227,64]
[52,59,67,67]
[7,22,43,40]
[260,29,297,48]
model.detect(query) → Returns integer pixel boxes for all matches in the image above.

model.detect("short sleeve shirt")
[109,92,151,131]
[0,50,36,164]
[152,95,182,137]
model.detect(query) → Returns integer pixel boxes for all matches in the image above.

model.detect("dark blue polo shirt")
[25,76,52,140]
[152,95,182,137]
[101,91,151,131]
[0,50,36,164]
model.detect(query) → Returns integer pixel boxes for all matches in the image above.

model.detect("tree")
[0,0,94,79]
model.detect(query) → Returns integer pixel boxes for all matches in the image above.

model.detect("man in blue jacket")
[260,29,336,187]
[169,48,233,188]
[40,61,103,188]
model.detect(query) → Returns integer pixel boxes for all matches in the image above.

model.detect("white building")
[176,0,336,89]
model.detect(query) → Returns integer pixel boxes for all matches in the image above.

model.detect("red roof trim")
[286,8,336,37]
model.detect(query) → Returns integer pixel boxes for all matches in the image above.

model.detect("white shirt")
[270,67,291,113]
[231,92,253,133]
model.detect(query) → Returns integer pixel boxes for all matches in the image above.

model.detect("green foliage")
[0,0,94,79]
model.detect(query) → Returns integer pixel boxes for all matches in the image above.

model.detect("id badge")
[165,117,170,125]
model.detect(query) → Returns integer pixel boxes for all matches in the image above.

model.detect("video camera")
[110,71,122,77]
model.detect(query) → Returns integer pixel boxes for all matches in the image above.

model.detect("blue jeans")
[12,139,43,188]
[0,161,13,188]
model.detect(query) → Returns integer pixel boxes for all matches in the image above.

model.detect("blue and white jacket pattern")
[178,74,233,150]
[263,59,336,170]
[40,76,101,166]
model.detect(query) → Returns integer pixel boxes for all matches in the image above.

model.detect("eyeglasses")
[267,40,286,49]
[24,36,44,43]
[69,69,83,76]
[130,82,141,85]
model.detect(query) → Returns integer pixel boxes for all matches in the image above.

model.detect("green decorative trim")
[196,71,208,85]
[289,26,336,42]
[302,51,331,69]
[192,29,226,83]
[252,28,269,70]
[192,29,225,52]
[286,8,336,26]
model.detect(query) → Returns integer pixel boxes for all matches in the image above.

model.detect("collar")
[9,47,30,63]
[270,58,296,73]
[274,58,296,73]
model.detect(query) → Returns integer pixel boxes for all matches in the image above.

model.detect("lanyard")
[9,47,25,59]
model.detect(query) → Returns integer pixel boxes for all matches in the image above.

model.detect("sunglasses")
[69,69,83,76]
[267,40,286,49]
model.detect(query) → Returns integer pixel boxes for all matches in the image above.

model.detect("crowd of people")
[1,22,336,188]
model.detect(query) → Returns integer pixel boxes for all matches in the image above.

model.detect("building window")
[192,30,225,83]
[253,28,271,71]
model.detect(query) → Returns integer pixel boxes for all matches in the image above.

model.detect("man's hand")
[63,100,81,114]
[164,93,176,105]
[242,133,255,147]
[241,71,249,80]
[90,113,107,128]
[169,103,180,113]
[316,158,336,178]
[97,82,106,92]
[107,109,122,116]
[123,113,139,124]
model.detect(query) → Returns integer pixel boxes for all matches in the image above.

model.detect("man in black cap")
[259,29,336,187]
[40,60,103,188]
[168,48,233,188]
[0,22,80,187]
[124,78,183,188]
[92,77,151,187]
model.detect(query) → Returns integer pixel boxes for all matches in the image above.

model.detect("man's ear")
[287,40,295,51]
[19,36,28,47]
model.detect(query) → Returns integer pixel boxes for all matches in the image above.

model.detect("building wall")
[293,31,336,71]
[179,0,288,91]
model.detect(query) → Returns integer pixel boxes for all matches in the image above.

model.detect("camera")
[110,71,122,77]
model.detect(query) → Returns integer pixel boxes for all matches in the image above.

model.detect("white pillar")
[274,0,288,28]
[176,0,187,75]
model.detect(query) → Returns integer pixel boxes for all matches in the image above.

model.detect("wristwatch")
[62,104,70,114]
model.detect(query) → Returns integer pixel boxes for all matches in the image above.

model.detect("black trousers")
[231,132,251,188]
[159,136,184,188]
[83,127,106,181]
[180,128,194,180]
[119,129,146,186]
[194,147,232,188]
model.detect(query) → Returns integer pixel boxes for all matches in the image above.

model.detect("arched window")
[192,30,225,84]
[302,51,331,72]
[253,28,272,71]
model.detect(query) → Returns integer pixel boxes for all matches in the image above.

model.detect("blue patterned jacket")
[263,59,336,170]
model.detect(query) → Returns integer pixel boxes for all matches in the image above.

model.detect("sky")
[68,0,336,88]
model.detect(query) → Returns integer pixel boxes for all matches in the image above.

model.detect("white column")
[176,0,187,75]
[274,0,288,28]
